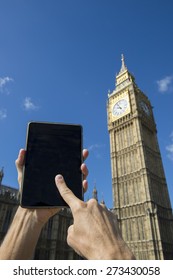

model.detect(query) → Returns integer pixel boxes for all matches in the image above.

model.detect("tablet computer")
[20,122,83,207]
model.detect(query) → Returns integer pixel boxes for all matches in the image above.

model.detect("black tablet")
[20,122,83,207]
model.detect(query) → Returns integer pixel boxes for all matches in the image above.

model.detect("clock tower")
[107,55,173,259]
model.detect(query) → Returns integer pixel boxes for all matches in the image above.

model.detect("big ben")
[107,55,173,259]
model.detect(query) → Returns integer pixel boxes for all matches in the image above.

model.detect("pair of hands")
[16,149,135,260]
[16,149,89,224]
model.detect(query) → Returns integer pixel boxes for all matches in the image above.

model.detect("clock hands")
[117,104,122,110]
[112,98,129,117]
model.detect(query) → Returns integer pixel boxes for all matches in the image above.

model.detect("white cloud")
[0,109,7,120]
[166,132,173,161]
[156,75,173,93]
[166,144,173,153]
[23,97,39,111]
[170,131,173,141]
[166,145,173,161]
[87,144,105,159]
[0,77,13,93]
[88,144,105,151]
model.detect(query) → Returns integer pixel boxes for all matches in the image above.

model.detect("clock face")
[112,99,129,116]
[140,101,150,115]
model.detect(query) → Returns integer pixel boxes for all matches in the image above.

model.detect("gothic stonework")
[0,185,19,242]
[107,55,173,260]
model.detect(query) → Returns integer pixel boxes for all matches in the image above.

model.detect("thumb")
[15,149,25,186]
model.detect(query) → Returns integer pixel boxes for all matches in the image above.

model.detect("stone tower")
[107,55,173,259]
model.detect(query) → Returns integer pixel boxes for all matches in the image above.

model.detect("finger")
[67,224,74,241]
[81,163,89,180]
[67,225,84,257]
[82,179,88,193]
[67,225,75,249]
[55,175,82,212]
[82,149,89,161]
[81,163,89,193]
[15,149,26,170]
[15,149,25,191]
[15,149,25,182]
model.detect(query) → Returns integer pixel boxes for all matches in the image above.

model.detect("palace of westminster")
[0,56,173,259]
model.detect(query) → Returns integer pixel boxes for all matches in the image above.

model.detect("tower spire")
[120,54,127,72]
[92,182,98,201]
[114,54,135,90]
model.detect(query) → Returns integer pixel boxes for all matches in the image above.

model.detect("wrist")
[0,206,45,259]
[16,207,45,229]
[17,206,58,227]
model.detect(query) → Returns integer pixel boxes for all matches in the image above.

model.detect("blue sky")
[0,0,173,208]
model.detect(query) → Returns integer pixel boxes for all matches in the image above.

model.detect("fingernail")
[56,174,63,181]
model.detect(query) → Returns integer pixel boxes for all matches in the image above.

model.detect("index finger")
[55,174,82,212]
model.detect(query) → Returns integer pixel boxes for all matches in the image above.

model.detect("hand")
[15,149,89,225]
[55,175,135,260]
